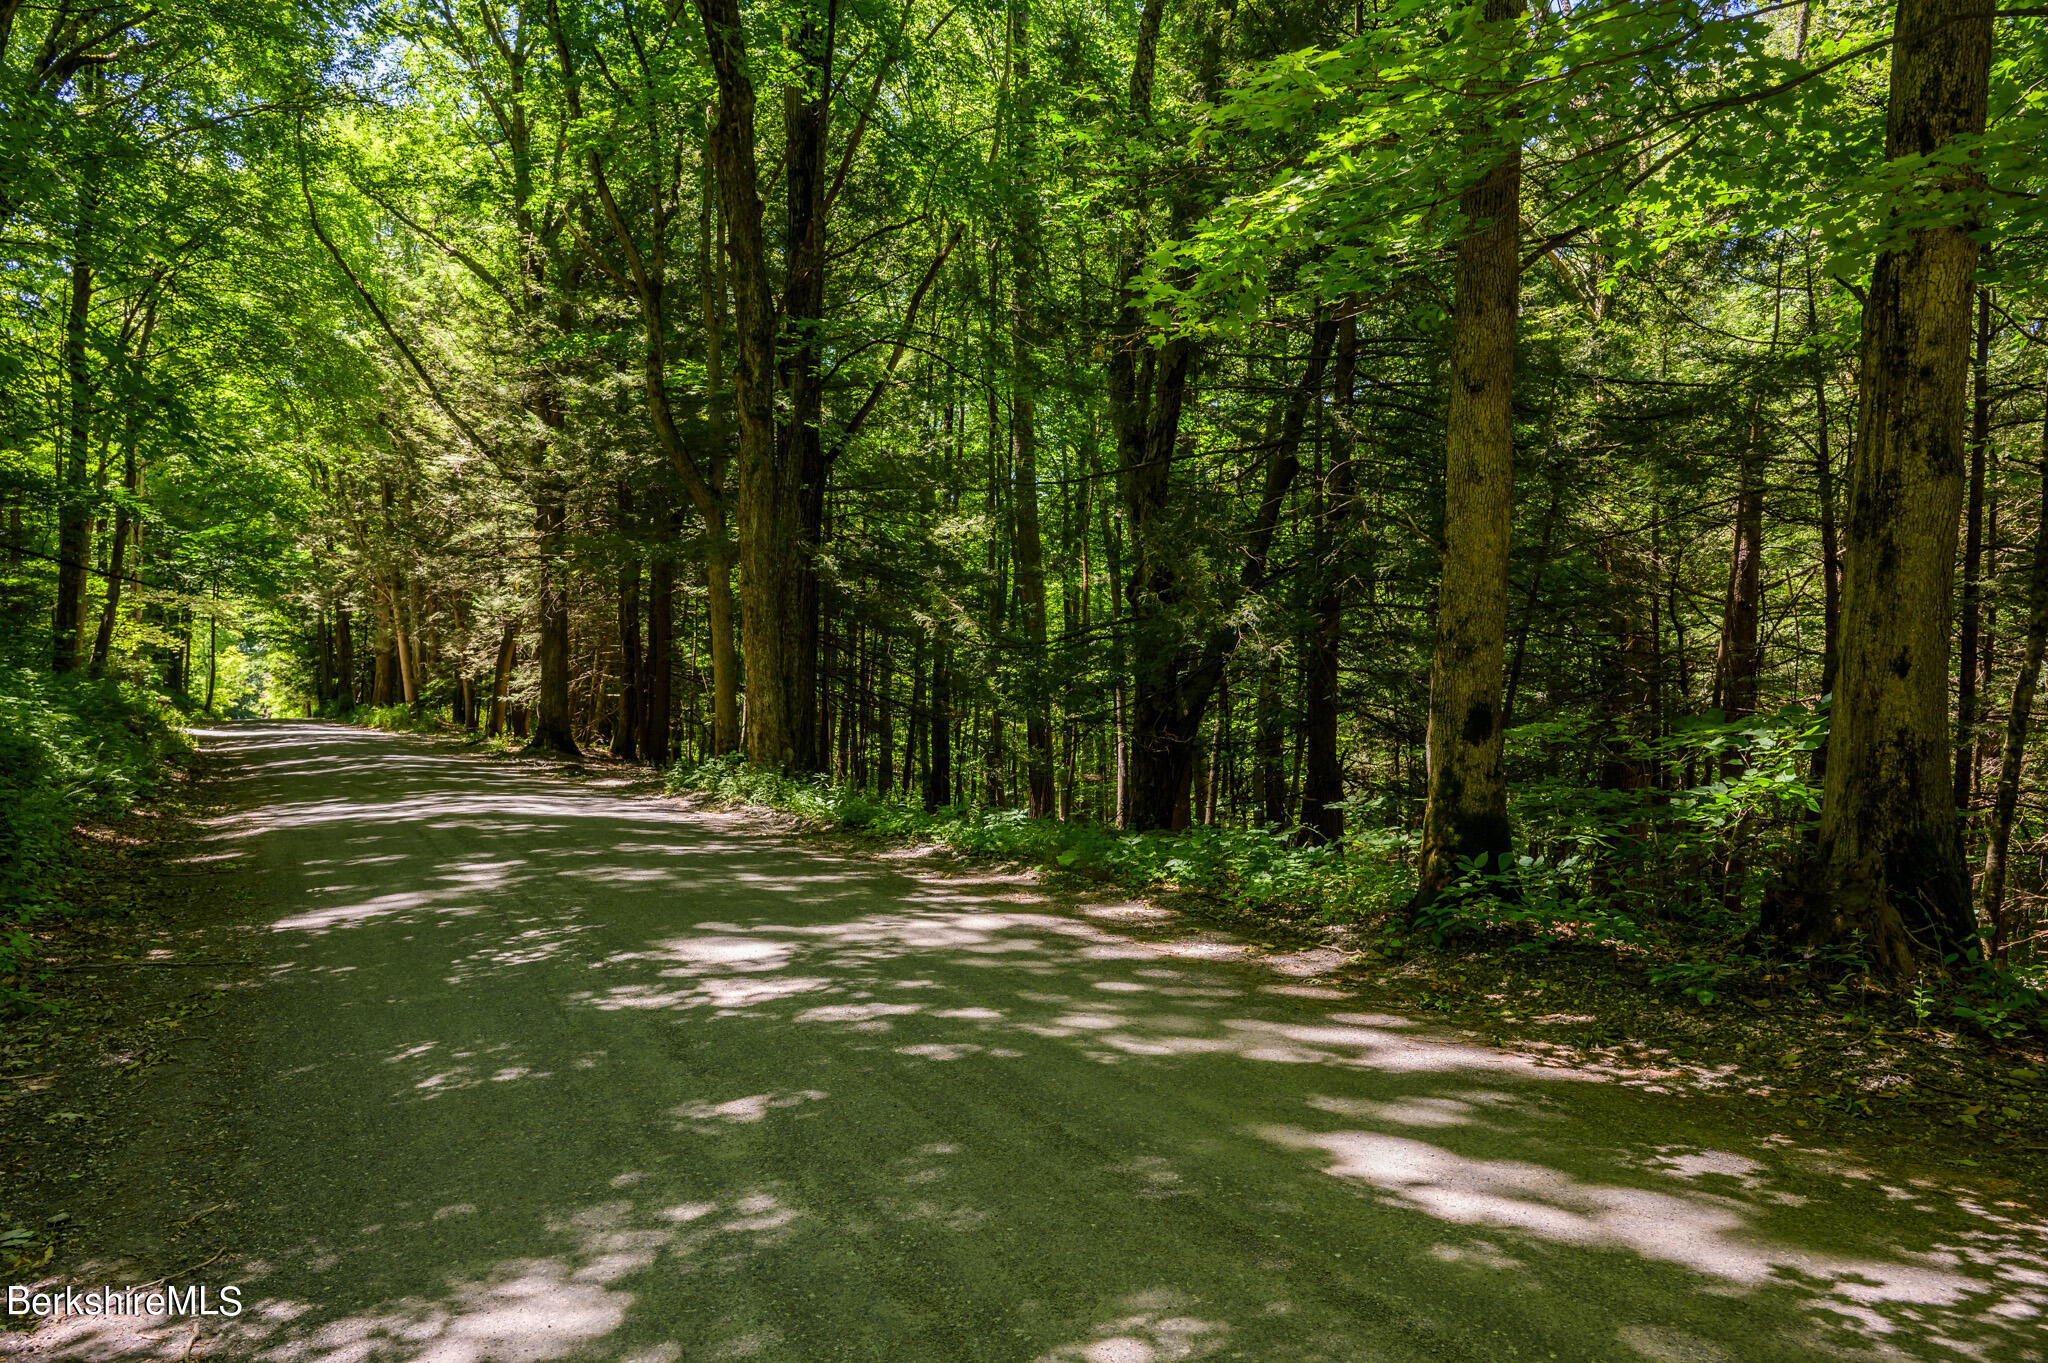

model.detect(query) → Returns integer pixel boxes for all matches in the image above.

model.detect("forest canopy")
[4,0,2046,999]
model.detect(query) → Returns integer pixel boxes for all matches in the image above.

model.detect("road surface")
[27,723,2048,1362]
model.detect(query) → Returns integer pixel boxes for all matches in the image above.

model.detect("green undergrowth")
[668,706,2048,1042]
[346,702,466,737]
[665,753,1412,927]
[339,703,526,751]
[0,667,189,1011]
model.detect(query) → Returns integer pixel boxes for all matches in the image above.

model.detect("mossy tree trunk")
[1767,0,1994,976]
[1414,0,1523,905]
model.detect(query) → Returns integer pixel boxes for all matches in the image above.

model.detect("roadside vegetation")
[667,720,2048,1159]
[0,667,188,1014]
[668,698,2048,1051]
[4,0,2047,1140]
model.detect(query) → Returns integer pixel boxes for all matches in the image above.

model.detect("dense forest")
[4,0,2046,1004]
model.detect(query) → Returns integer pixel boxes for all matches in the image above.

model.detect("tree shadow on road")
[29,724,2048,1362]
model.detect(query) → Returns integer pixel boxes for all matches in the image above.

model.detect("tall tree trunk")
[488,619,517,737]
[1954,284,1992,809]
[1716,249,1785,726]
[391,584,416,707]
[527,488,581,755]
[1101,452,1128,826]
[89,297,154,679]
[699,145,742,759]
[375,594,397,707]
[1300,312,1359,845]
[1008,0,1055,816]
[335,604,355,712]
[1809,255,1843,711]
[695,0,801,768]
[643,503,677,765]
[925,629,953,812]
[316,612,332,709]
[1413,0,1524,905]
[1110,0,1221,832]
[1773,0,1994,975]
[984,392,1010,808]
[904,633,925,798]
[876,633,894,795]
[1714,409,1767,722]
[1257,670,1285,829]
[1128,312,1333,831]
[613,482,643,760]
[1982,373,2048,958]
[778,3,835,771]
[88,446,135,678]
[52,155,95,675]
[406,577,429,706]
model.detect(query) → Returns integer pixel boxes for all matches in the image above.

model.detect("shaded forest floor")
[589,749,2048,1191]
[819,835,2048,1182]
[7,723,2047,1303]
[0,748,264,1287]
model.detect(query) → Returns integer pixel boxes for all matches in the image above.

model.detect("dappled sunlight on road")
[29,724,2048,1363]
[1031,1291,1232,1362]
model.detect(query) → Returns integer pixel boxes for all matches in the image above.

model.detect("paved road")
[28,723,2048,1362]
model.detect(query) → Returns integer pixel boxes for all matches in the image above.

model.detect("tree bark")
[1110,0,1225,831]
[1126,311,1333,831]
[1413,0,1524,905]
[1008,0,1055,816]
[782,5,834,772]
[1982,371,2048,957]
[1953,284,1992,809]
[1771,0,1994,975]
[1257,670,1285,829]
[613,482,643,759]
[1809,259,1843,706]
[88,446,135,678]
[52,154,95,675]
[335,604,355,712]
[695,0,802,768]
[1300,311,1359,845]
[924,629,953,812]
[527,487,581,754]
[1714,410,1767,723]
[89,295,155,679]
[488,619,517,738]
[374,589,397,707]
[876,633,894,795]
[391,582,416,707]
[643,540,675,765]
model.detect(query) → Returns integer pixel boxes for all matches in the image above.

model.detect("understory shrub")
[0,668,187,1008]
[1389,702,1836,957]
[666,754,1409,925]
[346,703,472,738]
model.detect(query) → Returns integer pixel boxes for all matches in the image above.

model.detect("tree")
[1767,0,1997,976]
[1413,0,1524,904]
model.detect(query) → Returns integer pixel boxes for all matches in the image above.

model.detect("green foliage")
[1507,702,1830,922]
[1931,950,2048,1040]
[1646,959,1740,1007]
[666,756,1409,925]
[0,669,187,1010]
[1380,706,1838,964]
[348,704,451,737]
